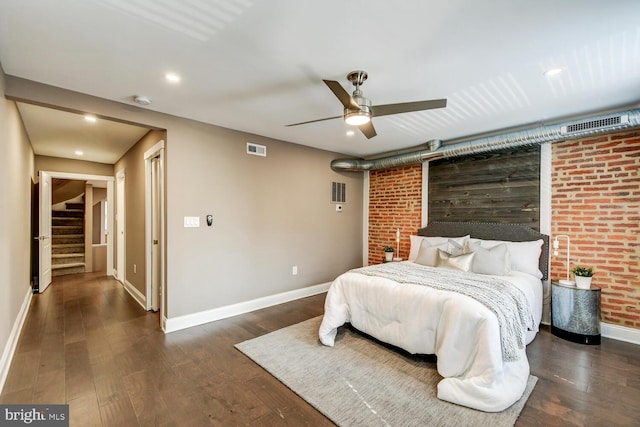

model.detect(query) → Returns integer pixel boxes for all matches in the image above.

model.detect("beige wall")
[114,130,165,295]
[4,76,364,320]
[35,155,113,177]
[0,68,35,381]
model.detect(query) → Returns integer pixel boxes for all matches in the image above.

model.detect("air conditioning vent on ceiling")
[247,142,267,157]
[561,114,628,135]
[331,181,346,203]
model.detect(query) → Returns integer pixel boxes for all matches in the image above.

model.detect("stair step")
[52,235,84,245]
[65,203,84,210]
[52,254,85,265]
[52,263,86,277]
[52,210,84,218]
[52,226,84,235]
[52,262,85,270]
[52,243,85,254]
[52,217,83,226]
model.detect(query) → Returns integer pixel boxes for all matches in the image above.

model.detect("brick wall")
[368,132,639,330]
[368,165,422,265]
[552,133,640,328]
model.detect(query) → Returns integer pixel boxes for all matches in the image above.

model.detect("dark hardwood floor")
[1,273,638,426]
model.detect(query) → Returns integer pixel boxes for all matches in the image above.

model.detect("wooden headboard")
[417,221,550,281]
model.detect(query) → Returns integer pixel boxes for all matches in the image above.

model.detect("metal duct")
[331,109,640,171]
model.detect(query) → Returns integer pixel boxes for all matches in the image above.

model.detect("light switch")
[184,216,200,227]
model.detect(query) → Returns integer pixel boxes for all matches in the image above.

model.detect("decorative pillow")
[414,241,448,266]
[468,241,510,276]
[436,249,475,272]
[469,238,543,278]
[409,235,470,262]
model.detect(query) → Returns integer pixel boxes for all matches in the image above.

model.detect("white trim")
[362,171,369,266]
[144,140,165,318]
[0,288,32,394]
[115,169,126,284]
[123,279,146,310]
[601,322,640,346]
[421,161,429,227]
[165,282,332,333]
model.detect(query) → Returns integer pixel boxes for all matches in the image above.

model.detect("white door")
[150,157,160,311]
[38,171,52,293]
[116,171,125,283]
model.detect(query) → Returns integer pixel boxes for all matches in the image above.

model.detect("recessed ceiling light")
[84,114,97,123]
[165,72,181,83]
[75,150,84,156]
[346,130,355,136]
[544,67,563,77]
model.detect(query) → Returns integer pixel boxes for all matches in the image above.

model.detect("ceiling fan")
[286,70,447,139]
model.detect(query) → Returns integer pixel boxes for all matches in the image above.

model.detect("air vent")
[247,142,267,157]
[561,114,628,135]
[331,181,346,203]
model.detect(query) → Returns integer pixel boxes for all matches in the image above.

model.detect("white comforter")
[318,262,542,412]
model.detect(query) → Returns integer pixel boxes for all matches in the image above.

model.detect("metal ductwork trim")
[331,109,640,171]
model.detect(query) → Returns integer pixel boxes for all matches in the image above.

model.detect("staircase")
[51,201,86,277]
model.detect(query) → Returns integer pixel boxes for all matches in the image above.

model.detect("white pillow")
[408,235,470,262]
[436,249,475,272]
[414,241,448,266]
[468,241,510,276]
[470,238,543,278]
[509,239,543,279]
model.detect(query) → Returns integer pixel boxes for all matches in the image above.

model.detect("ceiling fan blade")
[370,99,447,117]
[323,79,360,110]
[358,121,377,139]
[285,115,342,127]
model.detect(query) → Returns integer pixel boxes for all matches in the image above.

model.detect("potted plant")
[571,265,594,289]
[383,246,394,262]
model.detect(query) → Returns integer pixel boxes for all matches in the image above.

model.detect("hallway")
[0,273,329,426]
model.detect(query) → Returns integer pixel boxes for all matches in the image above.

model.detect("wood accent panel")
[428,145,541,230]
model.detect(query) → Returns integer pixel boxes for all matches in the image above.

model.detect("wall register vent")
[246,142,267,157]
[331,182,346,203]
[561,115,628,135]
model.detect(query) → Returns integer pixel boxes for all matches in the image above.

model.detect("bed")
[319,221,549,412]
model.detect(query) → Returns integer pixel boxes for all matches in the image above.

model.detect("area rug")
[235,316,537,427]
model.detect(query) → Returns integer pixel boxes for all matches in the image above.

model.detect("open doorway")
[37,171,115,292]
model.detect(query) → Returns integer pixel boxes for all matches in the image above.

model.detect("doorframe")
[39,171,115,283]
[116,169,126,283]
[144,140,166,330]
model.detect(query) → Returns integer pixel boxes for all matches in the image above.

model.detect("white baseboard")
[0,287,33,394]
[123,279,146,310]
[601,322,640,345]
[165,282,331,333]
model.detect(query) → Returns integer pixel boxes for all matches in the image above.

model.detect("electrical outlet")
[292,266,298,275]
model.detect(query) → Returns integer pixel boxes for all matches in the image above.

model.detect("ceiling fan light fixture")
[344,108,371,126]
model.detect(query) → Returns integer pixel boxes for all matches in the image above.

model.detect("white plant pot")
[575,276,592,289]
[384,252,394,262]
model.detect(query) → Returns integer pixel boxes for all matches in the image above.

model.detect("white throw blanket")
[319,263,536,412]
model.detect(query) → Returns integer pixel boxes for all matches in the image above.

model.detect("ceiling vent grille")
[332,182,346,203]
[247,142,267,157]
[561,114,628,135]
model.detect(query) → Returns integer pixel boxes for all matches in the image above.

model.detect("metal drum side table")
[551,281,601,345]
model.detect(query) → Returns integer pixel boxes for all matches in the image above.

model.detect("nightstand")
[551,281,601,345]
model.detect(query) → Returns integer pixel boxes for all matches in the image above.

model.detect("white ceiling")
[2,0,640,162]
[16,103,149,164]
